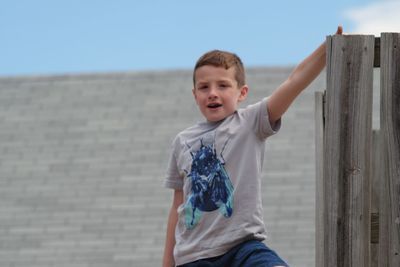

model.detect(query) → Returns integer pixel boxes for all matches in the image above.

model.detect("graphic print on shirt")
[184,138,234,229]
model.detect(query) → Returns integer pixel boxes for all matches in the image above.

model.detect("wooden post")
[380,32,400,267]
[324,35,374,267]
[315,91,325,267]
[370,130,381,266]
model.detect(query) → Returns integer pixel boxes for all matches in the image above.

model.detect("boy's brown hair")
[193,50,246,87]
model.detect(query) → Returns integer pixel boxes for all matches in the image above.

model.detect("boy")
[163,26,343,267]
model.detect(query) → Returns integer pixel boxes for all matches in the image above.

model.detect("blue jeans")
[177,240,289,267]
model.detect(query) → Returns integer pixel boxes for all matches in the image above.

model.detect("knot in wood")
[347,167,361,175]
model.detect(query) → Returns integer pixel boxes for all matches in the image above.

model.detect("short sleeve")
[260,97,281,137]
[163,138,184,190]
[240,97,281,140]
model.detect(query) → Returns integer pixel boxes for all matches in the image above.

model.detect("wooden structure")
[315,33,400,267]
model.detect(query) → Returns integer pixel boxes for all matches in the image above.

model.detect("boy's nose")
[208,87,218,99]
[208,93,217,99]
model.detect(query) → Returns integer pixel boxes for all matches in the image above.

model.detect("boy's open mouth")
[207,103,222,109]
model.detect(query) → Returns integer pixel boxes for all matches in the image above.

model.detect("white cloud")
[344,0,400,35]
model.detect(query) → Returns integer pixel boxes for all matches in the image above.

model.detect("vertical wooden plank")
[380,32,400,267]
[370,130,381,266]
[374,37,381,68]
[379,128,389,267]
[324,34,374,267]
[315,91,325,267]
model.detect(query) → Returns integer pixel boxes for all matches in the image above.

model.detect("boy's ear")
[192,88,198,102]
[238,85,249,102]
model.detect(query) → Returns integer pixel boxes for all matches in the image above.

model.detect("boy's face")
[193,65,248,122]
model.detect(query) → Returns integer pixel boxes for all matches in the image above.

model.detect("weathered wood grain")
[371,130,382,266]
[380,32,400,267]
[324,34,374,267]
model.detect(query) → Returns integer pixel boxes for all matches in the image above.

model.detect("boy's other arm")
[267,26,343,124]
[162,189,183,267]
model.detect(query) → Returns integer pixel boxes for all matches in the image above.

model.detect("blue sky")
[1,0,398,76]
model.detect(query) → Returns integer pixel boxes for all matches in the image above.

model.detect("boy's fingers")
[336,25,343,35]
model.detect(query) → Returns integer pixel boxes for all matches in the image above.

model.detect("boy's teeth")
[208,103,221,108]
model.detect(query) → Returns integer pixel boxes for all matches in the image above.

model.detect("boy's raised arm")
[266,26,343,124]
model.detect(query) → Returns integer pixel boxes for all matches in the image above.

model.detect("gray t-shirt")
[164,97,280,266]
